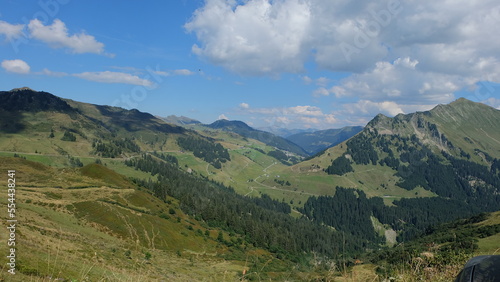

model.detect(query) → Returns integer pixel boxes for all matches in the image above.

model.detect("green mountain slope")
[0,157,248,280]
[0,156,347,281]
[1,89,499,280]
[0,88,305,208]
[259,98,500,244]
[366,98,500,162]
[366,211,500,280]
[206,119,309,157]
[0,88,187,159]
[286,126,363,155]
[157,115,201,126]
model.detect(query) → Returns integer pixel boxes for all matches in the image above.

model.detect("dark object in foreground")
[455,255,500,282]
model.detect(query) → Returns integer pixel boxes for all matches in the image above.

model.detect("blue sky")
[1,0,499,130]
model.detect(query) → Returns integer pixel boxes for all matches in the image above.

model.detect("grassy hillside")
[366,98,500,162]
[1,90,499,280]
[363,211,500,281]
[256,99,500,247]
[0,157,308,281]
[206,119,309,157]
[271,98,500,206]
[0,89,188,159]
[427,98,500,161]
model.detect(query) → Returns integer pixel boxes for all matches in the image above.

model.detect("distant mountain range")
[256,127,318,138]
[286,126,363,155]
[206,119,309,156]
[158,115,362,156]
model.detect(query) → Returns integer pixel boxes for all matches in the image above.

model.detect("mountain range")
[286,126,363,155]
[205,119,309,156]
[1,87,499,280]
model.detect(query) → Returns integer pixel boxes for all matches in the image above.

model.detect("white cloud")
[1,59,30,74]
[40,68,68,77]
[338,100,436,125]
[313,87,330,97]
[330,86,347,98]
[185,0,311,75]
[343,100,404,116]
[74,71,154,86]
[324,57,461,105]
[0,20,24,40]
[153,69,195,77]
[324,114,337,124]
[482,97,500,110]
[301,75,313,84]
[185,0,500,129]
[285,105,323,117]
[154,70,170,77]
[298,116,320,124]
[186,0,500,93]
[218,114,229,120]
[173,69,195,76]
[28,19,106,55]
[237,103,338,129]
[316,77,330,87]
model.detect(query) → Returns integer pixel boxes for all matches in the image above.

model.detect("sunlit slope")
[426,98,500,160]
[260,98,500,206]
[0,157,273,281]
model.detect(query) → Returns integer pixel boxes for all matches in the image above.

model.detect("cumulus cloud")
[218,114,229,120]
[321,57,462,105]
[185,0,311,75]
[285,105,323,116]
[186,0,500,85]
[185,0,500,128]
[74,71,154,86]
[313,87,330,97]
[1,59,30,74]
[0,20,24,40]
[237,103,337,129]
[315,77,330,87]
[343,100,404,116]
[337,100,437,125]
[28,19,107,55]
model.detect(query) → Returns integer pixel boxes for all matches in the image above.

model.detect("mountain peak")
[207,119,308,156]
[11,87,36,92]
[208,119,253,130]
[432,97,489,111]
[0,88,74,113]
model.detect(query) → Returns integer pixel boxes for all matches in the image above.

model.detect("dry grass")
[0,157,262,281]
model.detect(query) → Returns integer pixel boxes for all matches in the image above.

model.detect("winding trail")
[480,128,500,144]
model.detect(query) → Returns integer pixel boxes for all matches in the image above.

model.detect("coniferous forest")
[125,154,365,260]
[177,136,230,168]
[316,129,500,243]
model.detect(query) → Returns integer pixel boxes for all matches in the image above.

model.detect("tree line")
[177,136,230,169]
[124,154,366,260]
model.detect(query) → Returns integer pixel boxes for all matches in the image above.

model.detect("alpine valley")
[1,87,500,281]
